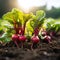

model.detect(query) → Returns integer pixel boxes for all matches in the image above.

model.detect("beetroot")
[31,35,40,44]
[44,35,51,43]
[12,34,19,41]
[19,35,26,48]
[50,32,56,36]
[19,35,26,42]
[31,27,40,46]
[12,34,19,48]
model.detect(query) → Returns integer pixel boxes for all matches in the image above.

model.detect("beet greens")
[0,8,60,48]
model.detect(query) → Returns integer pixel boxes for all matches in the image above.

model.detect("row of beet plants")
[0,8,60,48]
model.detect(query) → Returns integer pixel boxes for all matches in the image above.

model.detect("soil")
[0,36,60,60]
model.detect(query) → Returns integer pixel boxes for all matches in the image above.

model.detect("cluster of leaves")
[0,8,60,46]
[42,18,60,33]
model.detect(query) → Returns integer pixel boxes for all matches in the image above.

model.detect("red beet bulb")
[12,34,19,41]
[12,34,19,48]
[31,35,40,44]
[19,35,26,42]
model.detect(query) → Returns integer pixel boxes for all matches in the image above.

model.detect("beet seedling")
[29,10,45,49]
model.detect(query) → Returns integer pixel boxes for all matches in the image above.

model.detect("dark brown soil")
[0,37,60,60]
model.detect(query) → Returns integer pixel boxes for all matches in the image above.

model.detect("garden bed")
[0,37,60,60]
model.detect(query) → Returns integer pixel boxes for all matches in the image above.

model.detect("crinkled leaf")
[43,18,60,32]
[2,12,14,24]
[36,10,45,21]
[30,10,45,29]
[11,8,23,25]
[42,18,55,30]
[2,8,24,25]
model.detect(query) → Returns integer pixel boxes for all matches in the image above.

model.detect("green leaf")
[53,20,60,32]
[11,8,23,25]
[25,19,34,36]
[43,18,60,32]
[2,8,24,25]
[42,18,55,30]
[2,12,14,24]
[36,10,45,20]
[0,19,5,33]
[30,10,45,29]
[0,32,11,43]
[0,20,14,32]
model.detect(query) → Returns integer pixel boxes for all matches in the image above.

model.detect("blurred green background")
[0,0,60,18]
